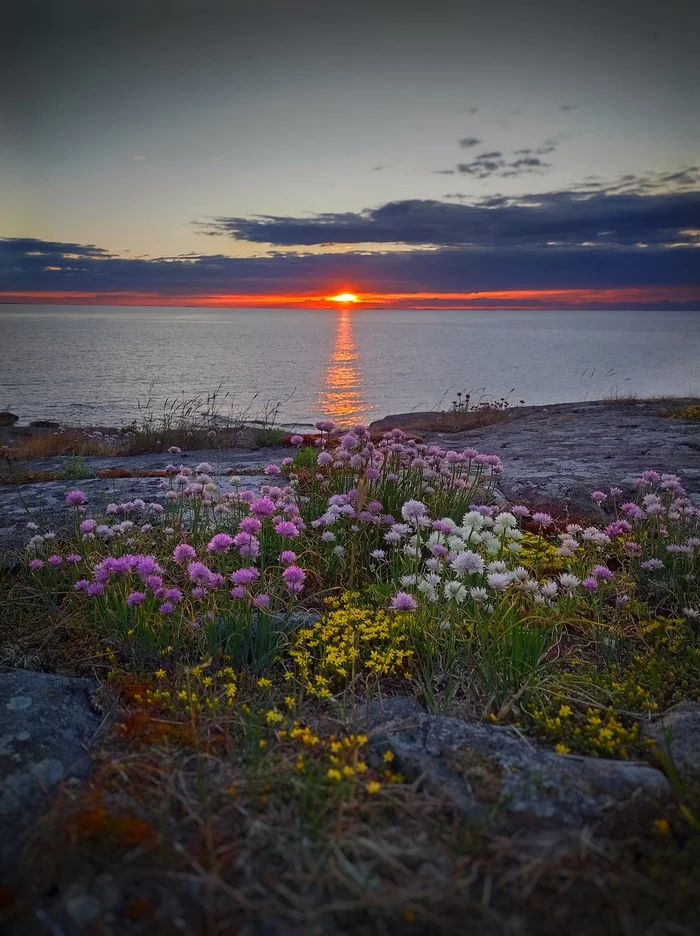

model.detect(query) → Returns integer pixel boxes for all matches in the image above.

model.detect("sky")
[1,0,699,309]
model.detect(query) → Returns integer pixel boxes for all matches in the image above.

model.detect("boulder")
[28,420,60,429]
[643,701,700,779]
[0,670,100,876]
[0,412,19,427]
[364,701,670,826]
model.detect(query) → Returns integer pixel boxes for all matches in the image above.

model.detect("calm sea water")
[0,306,698,427]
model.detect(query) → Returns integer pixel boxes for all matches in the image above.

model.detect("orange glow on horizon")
[0,286,697,309]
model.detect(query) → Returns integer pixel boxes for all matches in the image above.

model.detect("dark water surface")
[1,306,698,426]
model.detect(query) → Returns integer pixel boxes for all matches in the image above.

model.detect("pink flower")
[207,532,234,553]
[263,464,281,475]
[239,516,262,534]
[87,583,104,597]
[80,519,96,534]
[126,591,146,606]
[592,565,614,580]
[47,555,63,567]
[230,586,246,600]
[279,550,297,565]
[233,531,260,559]
[66,553,81,563]
[231,567,260,586]
[29,559,44,570]
[165,587,183,603]
[590,491,608,504]
[290,434,304,446]
[274,520,299,538]
[252,593,271,609]
[168,446,182,454]
[390,591,418,611]
[581,578,598,591]
[74,579,90,591]
[159,602,175,614]
[315,420,336,432]
[250,497,276,517]
[531,512,554,528]
[173,543,196,563]
[188,561,214,585]
[66,490,86,506]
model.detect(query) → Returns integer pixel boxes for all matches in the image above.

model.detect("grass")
[1,429,699,933]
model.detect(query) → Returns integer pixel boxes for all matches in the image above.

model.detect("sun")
[328,292,360,304]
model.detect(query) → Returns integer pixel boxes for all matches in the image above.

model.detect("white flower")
[487,560,507,573]
[492,512,517,532]
[401,499,428,523]
[507,542,523,553]
[558,573,580,592]
[481,532,501,556]
[541,581,559,598]
[444,581,467,603]
[683,607,700,620]
[487,572,512,591]
[370,549,386,560]
[470,587,489,603]
[449,550,485,575]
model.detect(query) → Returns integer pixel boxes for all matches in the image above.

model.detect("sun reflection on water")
[318,308,373,425]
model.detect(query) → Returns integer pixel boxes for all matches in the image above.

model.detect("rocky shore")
[1,399,698,557]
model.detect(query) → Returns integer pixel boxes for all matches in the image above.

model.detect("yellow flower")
[382,750,395,763]
[284,696,296,708]
[257,677,272,689]
[558,705,573,718]
[154,669,166,679]
[265,710,284,724]
[327,768,342,781]
[367,781,381,794]
[554,743,570,754]
[652,818,670,835]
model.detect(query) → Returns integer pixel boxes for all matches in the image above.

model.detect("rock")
[0,669,100,877]
[366,706,670,826]
[643,701,700,779]
[0,412,19,427]
[28,420,60,428]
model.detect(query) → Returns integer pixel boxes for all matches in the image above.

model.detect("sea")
[0,306,698,429]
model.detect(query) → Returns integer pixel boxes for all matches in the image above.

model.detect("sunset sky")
[1,0,699,309]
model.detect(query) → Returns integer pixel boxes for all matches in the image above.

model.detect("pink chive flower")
[207,532,234,553]
[29,559,44,570]
[87,583,104,597]
[315,420,336,432]
[590,491,607,504]
[66,490,86,506]
[164,587,183,603]
[252,593,271,609]
[80,519,96,534]
[250,497,276,517]
[66,553,81,563]
[390,591,418,611]
[582,578,598,591]
[274,520,299,538]
[74,579,90,591]
[159,601,175,614]
[592,565,614,581]
[230,567,260,586]
[290,434,304,446]
[168,446,182,454]
[279,550,297,565]
[531,512,554,528]
[173,543,196,563]
[263,464,281,475]
[188,561,214,585]
[233,531,260,559]
[640,558,664,571]
[511,505,530,517]
[239,516,262,534]
[230,586,246,600]
[126,591,146,606]
[191,586,207,600]
[47,555,63,567]
[317,451,333,466]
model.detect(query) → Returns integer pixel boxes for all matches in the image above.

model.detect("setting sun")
[328,292,360,303]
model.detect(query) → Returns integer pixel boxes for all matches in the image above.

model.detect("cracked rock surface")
[362,697,670,826]
[0,670,100,877]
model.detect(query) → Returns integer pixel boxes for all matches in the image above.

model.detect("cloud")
[560,104,577,111]
[2,235,698,305]
[432,169,455,175]
[200,185,700,250]
[458,136,482,148]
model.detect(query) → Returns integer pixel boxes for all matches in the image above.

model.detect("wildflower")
[558,573,581,592]
[531,512,554,528]
[390,591,418,611]
[470,587,488,603]
[327,768,342,781]
[126,591,146,606]
[370,549,386,560]
[279,550,297,565]
[168,446,181,454]
[159,602,175,615]
[252,593,271,609]
[207,532,234,553]
[487,572,512,591]
[87,583,104,597]
[554,743,570,755]
[188,561,214,585]
[321,530,336,543]
[263,464,281,475]
[450,550,485,575]
[590,491,608,504]
[640,558,664,571]
[195,462,213,474]
[233,531,260,559]
[315,420,336,432]
[444,581,468,603]
[29,559,44,570]
[582,577,598,591]
[47,555,63,567]
[250,496,276,516]
[230,586,245,600]
[367,781,382,794]
[65,490,86,506]
[192,586,208,600]
[592,565,614,581]
[231,567,260,586]
[274,520,299,538]
[257,677,272,688]
[401,499,428,523]
[173,543,196,563]
[333,545,345,556]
